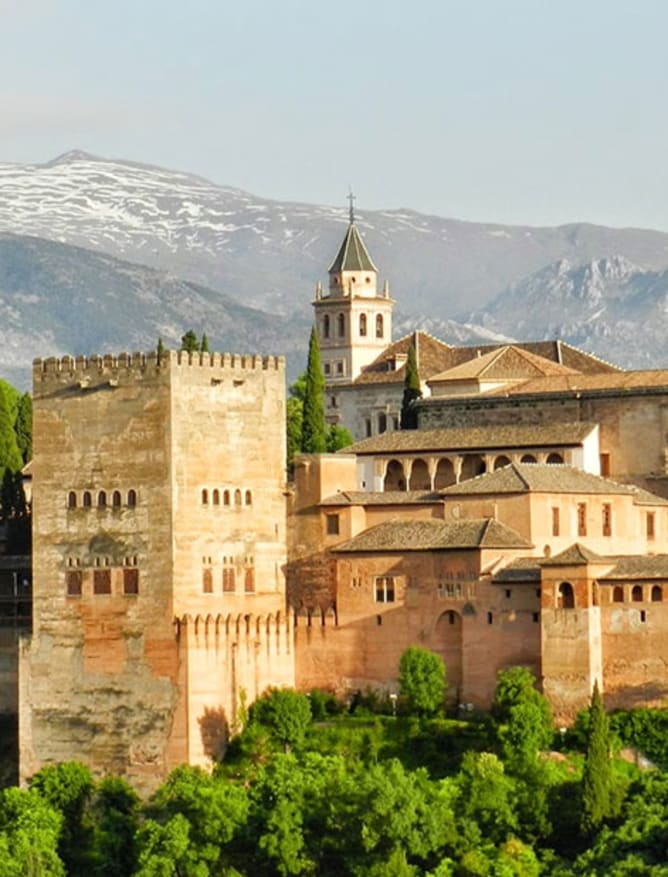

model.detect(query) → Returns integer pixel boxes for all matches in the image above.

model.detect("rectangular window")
[336,362,344,375]
[600,453,611,476]
[374,576,395,603]
[93,569,111,595]
[223,567,236,593]
[244,563,255,593]
[602,503,612,537]
[647,512,656,540]
[202,568,213,594]
[123,568,139,595]
[66,570,82,596]
[577,503,587,537]
[326,514,340,536]
[551,507,560,537]
[323,362,331,375]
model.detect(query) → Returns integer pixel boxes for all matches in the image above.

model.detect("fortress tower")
[313,199,394,423]
[20,349,293,790]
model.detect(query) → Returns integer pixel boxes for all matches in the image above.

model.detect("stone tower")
[21,349,293,791]
[313,202,394,404]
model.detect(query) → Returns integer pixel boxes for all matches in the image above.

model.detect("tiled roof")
[353,336,619,387]
[600,556,668,580]
[493,558,542,584]
[541,543,608,566]
[428,345,579,384]
[320,490,441,506]
[342,422,597,455]
[439,463,668,503]
[333,517,533,553]
[328,223,377,273]
[482,369,668,399]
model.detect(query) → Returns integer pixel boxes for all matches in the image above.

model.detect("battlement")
[33,349,285,387]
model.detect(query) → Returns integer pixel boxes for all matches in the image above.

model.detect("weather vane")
[347,187,356,224]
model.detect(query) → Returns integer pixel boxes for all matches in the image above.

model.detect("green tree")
[0,786,64,876]
[0,384,22,485]
[90,777,140,877]
[286,374,306,475]
[400,342,421,430]
[456,751,518,845]
[14,392,32,464]
[399,647,446,717]
[300,327,327,453]
[200,332,210,353]
[326,423,353,452]
[156,337,165,364]
[580,681,613,835]
[180,330,199,353]
[251,688,312,753]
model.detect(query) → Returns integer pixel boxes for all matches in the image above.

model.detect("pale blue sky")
[2,0,667,229]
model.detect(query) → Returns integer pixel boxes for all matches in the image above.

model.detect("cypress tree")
[301,327,327,453]
[15,392,32,464]
[200,333,210,353]
[400,340,422,429]
[156,337,166,364]
[580,680,612,834]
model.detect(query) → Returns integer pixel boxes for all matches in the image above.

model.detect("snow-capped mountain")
[465,256,668,369]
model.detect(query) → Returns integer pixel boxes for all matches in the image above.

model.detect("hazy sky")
[2,0,667,229]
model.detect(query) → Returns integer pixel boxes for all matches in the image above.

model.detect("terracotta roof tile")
[482,370,668,398]
[320,490,441,506]
[428,345,579,384]
[342,422,597,455]
[333,517,533,552]
[600,556,668,580]
[540,543,608,566]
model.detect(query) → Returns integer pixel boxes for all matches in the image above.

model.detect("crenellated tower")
[313,197,394,410]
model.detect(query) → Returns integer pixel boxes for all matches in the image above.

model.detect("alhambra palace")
[6,216,668,790]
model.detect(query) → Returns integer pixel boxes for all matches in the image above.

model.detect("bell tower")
[313,195,394,388]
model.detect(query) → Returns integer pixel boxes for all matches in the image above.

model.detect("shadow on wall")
[198,706,229,762]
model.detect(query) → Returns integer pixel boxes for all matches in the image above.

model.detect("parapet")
[33,349,285,390]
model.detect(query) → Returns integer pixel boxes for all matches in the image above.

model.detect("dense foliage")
[6,667,668,875]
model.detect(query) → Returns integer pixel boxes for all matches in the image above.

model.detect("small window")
[632,585,643,602]
[532,612,540,623]
[223,490,230,506]
[127,489,137,508]
[202,569,213,594]
[83,491,92,508]
[359,313,367,337]
[112,490,121,508]
[577,503,587,537]
[602,503,612,537]
[245,490,252,506]
[647,512,656,540]
[375,576,395,603]
[600,453,611,476]
[93,570,111,595]
[640,610,647,623]
[652,585,662,602]
[378,412,387,434]
[324,362,331,376]
[338,313,345,337]
[234,489,242,507]
[67,491,77,509]
[244,563,255,593]
[376,614,383,626]
[336,362,344,375]
[201,489,209,506]
[487,612,493,625]
[505,589,512,599]
[123,568,139,595]
[326,514,340,536]
[212,489,220,506]
[66,571,82,596]
[97,490,106,508]
[392,416,400,430]
[323,314,330,339]
[365,418,372,438]
[376,314,384,338]
[223,567,236,593]
[613,585,624,603]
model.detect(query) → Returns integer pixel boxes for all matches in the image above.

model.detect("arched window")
[652,585,662,602]
[67,491,77,509]
[245,490,252,506]
[378,412,387,434]
[632,585,643,602]
[212,489,220,505]
[223,490,230,506]
[112,490,121,508]
[557,582,575,609]
[359,313,367,337]
[234,489,242,506]
[338,313,345,337]
[494,455,511,470]
[127,489,137,508]
[201,489,209,505]
[365,418,372,437]
[376,314,384,338]
[97,491,106,508]
[612,586,624,603]
[520,454,538,463]
[82,491,92,508]
[546,452,564,464]
[323,314,330,339]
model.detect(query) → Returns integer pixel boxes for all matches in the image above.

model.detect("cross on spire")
[347,188,356,224]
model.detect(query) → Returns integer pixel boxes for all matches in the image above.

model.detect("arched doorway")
[460,454,486,482]
[409,459,431,490]
[383,460,406,491]
[434,458,456,489]
[434,610,463,700]
[557,582,575,609]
